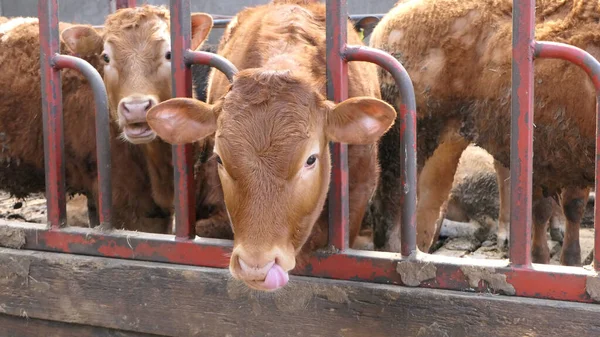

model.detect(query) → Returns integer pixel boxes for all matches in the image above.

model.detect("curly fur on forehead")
[225,67,324,107]
[103,4,170,37]
[216,68,327,177]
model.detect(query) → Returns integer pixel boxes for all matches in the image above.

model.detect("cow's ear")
[147,98,217,144]
[326,96,396,144]
[61,25,103,55]
[191,13,213,51]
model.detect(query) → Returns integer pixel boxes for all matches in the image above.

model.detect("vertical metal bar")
[326,0,349,250]
[52,55,112,229]
[38,0,66,229]
[170,0,196,240]
[510,0,535,267]
[116,0,135,9]
[343,46,418,257]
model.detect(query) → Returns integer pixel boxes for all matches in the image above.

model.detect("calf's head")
[60,5,213,144]
[146,69,396,291]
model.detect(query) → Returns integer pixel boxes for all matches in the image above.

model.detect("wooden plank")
[0,248,600,336]
[0,313,156,337]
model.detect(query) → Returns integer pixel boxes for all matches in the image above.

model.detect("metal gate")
[3,0,600,309]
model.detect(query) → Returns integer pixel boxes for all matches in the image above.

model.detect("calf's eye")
[305,155,317,167]
[165,51,171,60]
[215,155,222,165]
[102,53,110,63]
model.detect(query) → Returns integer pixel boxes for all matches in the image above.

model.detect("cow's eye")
[215,155,222,165]
[305,155,317,167]
[102,53,110,63]
[165,51,171,60]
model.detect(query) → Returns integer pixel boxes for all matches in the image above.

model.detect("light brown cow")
[146,0,396,291]
[370,0,598,265]
[0,16,169,232]
[60,5,228,233]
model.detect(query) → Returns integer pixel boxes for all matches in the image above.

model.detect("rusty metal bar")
[3,218,599,304]
[116,0,135,9]
[509,0,535,267]
[170,0,196,240]
[184,50,238,82]
[533,41,600,271]
[38,0,66,229]
[52,55,112,228]
[344,45,417,257]
[326,0,349,251]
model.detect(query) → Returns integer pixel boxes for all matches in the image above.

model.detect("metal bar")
[509,0,535,267]
[170,0,196,240]
[184,50,238,82]
[533,41,600,271]
[344,45,417,257]
[115,0,135,9]
[325,0,349,251]
[2,220,598,304]
[38,0,66,229]
[52,55,112,229]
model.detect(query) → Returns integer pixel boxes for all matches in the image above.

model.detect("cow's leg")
[549,197,565,243]
[416,130,469,253]
[531,188,554,264]
[559,186,589,266]
[494,160,510,249]
[86,192,100,228]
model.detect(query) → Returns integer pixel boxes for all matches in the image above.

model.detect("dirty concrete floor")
[0,191,89,228]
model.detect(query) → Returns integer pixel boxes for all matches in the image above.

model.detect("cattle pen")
[1,0,600,335]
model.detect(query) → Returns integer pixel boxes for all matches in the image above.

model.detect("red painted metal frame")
[38,0,66,229]
[533,41,600,271]
[326,0,350,251]
[170,0,196,240]
[510,0,534,267]
[11,0,600,306]
[52,55,112,228]
[344,46,417,257]
[38,0,112,229]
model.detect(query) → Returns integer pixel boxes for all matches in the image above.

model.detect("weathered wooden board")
[0,247,599,337]
[0,313,156,337]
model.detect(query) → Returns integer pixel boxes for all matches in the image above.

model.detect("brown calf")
[370,0,597,265]
[61,5,227,233]
[146,1,395,291]
[0,17,167,232]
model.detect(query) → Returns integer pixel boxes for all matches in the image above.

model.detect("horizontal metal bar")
[534,41,600,271]
[52,54,112,229]
[344,45,417,257]
[184,50,238,82]
[1,220,597,304]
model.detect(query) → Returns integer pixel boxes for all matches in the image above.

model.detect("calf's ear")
[325,97,396,144]
[146,98,217,145]
[61,25,103,55]
[191,13,213,51]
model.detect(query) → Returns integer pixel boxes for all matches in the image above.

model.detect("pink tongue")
[261,263,289,290]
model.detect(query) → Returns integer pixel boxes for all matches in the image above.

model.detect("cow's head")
[61,5,213,144]
[146,69,396,290]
